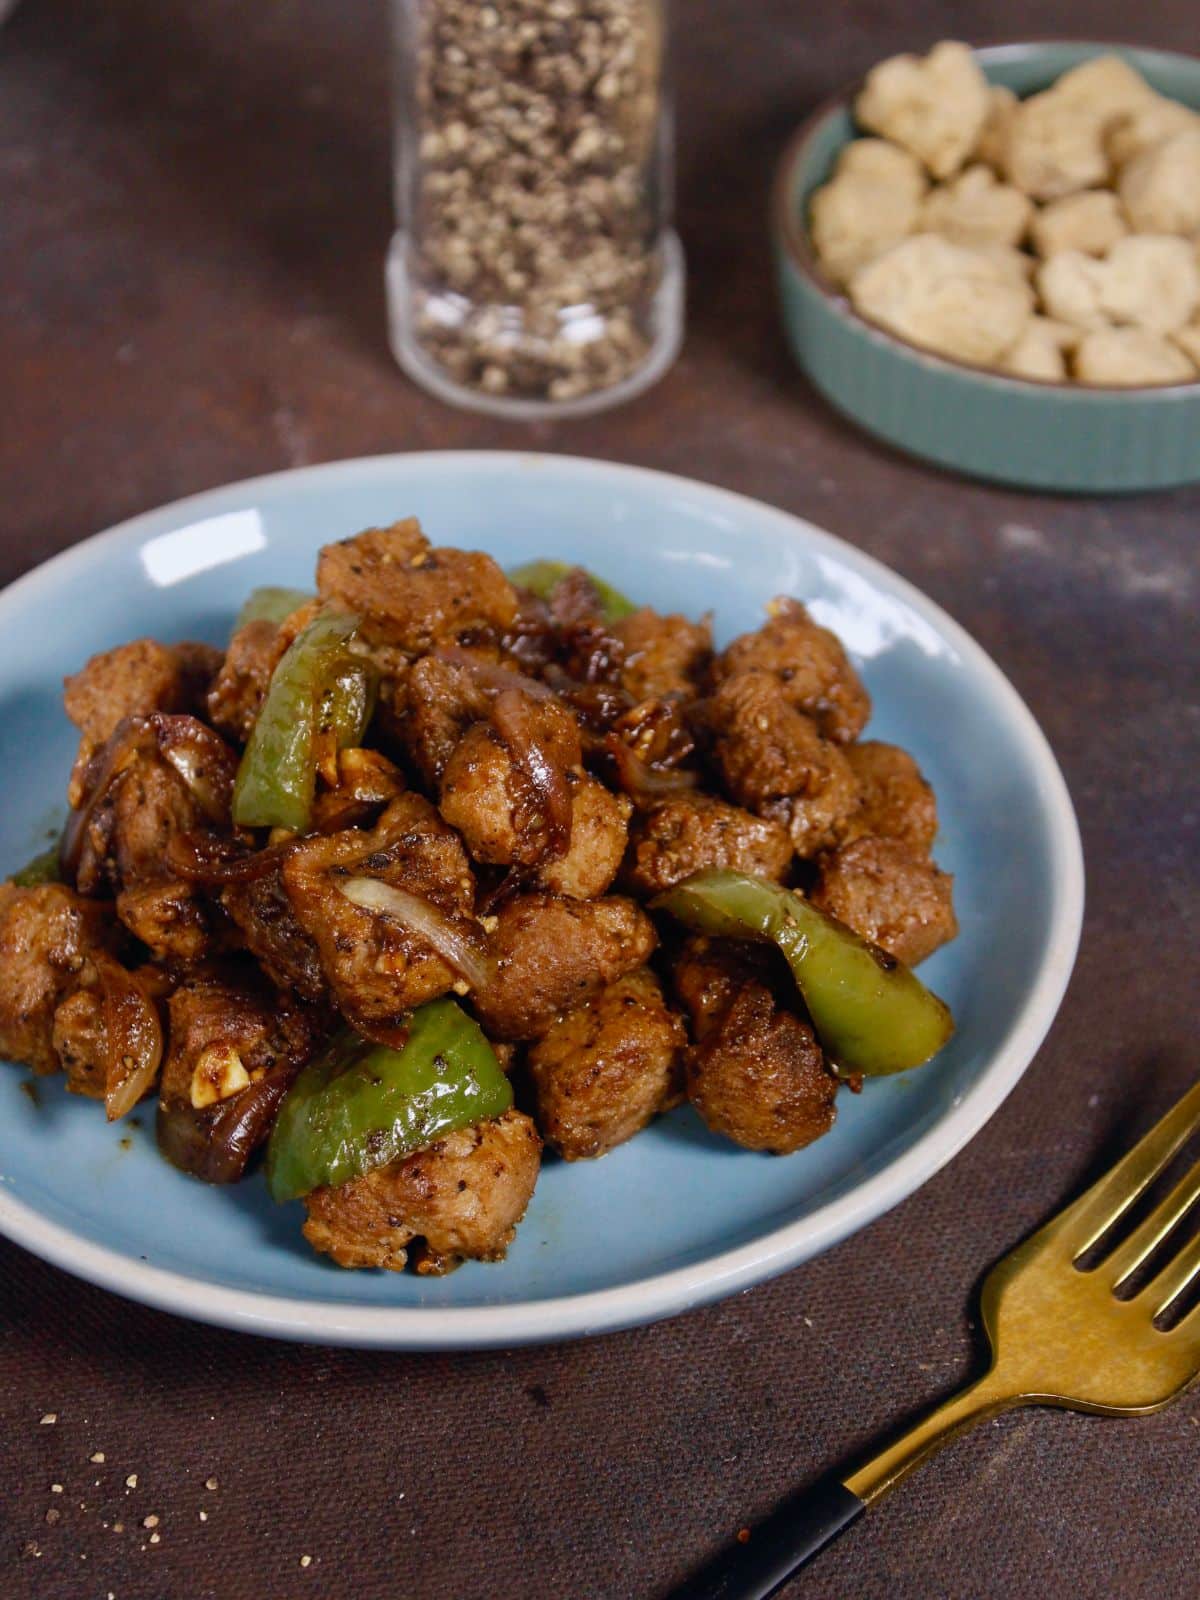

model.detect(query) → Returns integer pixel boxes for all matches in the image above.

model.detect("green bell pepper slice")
[10,844,62,887]
[232,610,366,832]
[266,999,513,1202]
[508,559,636,622]
[653,870,954,1076]
[234,586,313,630]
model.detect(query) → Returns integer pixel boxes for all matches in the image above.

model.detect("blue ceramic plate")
[0,454,1083,1348]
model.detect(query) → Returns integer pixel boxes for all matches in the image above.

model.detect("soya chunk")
[0,884,116,1074]
[282,793,478,1034]
[702,673,860,858]
[714,598,870,743]
[302,1109,541,1273]
[396,650,493,788]
[471,892,657,1040]
[843,741,939,855]
[527,968,686,1159]
[611,608,712,703]
[812,835,957,965]
[622,792,794,895]
[672,936,837,1155]
[316,519,519,653]
[206,619,284,744]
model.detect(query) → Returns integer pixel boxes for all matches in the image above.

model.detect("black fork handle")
[670,1475,865,1599]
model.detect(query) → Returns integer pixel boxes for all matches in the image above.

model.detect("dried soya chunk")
[810,171,922,286]
[855,42,989,180]
[835,138,929,204]
[1051,55,1157,120]
[1074,327,1196,385]
[974,84,1018,171]
[1000,317,1078,381]
[849,233,1033,365]
[1107,95,1200,168]
[1098,235,1200,334]
[1036,250,1112,330]
[1119,130,1200,237]
[920,163,1032,250]
[1004,90,1110,201]
[1030,190,1128,258]
[1172,323,1200,367]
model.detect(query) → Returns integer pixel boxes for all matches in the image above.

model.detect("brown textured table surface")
[3,3,1199,1597]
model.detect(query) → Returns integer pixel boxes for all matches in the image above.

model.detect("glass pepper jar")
[387,0,684,418]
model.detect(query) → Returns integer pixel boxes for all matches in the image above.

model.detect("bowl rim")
[772,37,1200,398]
[0,451,1086,1349]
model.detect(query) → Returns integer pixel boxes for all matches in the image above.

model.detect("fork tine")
[1054,1080,1200,1260]
[1143,1229,1200,1322]
[1103,1157,1200,1289]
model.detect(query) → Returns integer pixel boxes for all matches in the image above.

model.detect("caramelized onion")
[168,830,297,885]
[433,648,555,702]
[338,877,493,993]
[157,1062,294,1184]
[97,957,164,1122]
[491,688,573,858]
[150,714,237,822]
[60,717,155,882]
[605,732,699,802]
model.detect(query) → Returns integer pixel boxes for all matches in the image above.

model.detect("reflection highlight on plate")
[141,510,266,587]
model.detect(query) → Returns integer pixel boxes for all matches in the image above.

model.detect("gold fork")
[676,1079,1200,1599]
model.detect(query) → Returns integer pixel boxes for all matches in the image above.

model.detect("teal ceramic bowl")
[774,42,1200,493]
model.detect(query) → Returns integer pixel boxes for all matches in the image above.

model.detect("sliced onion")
[157,1062,294,1184]
[433,647,555,702]
[97,957,164,1122]
[150,713,237,822]
[338,877,493,993]
[167,831,294,885]
[60,717,155,881]
[606,733,699,801]
[491,688,573,858]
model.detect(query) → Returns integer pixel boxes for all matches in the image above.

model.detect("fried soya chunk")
[157,965,326,1181]
[701,672,860,858]
[843,741,939,856]
[0,884,116,1074]
[438,693,582,868]
[622,792,794,896]
[539,774,632,900]
[472,892,658,1041]
[812,835,957,966]
[394,650,493,788]
[282,793,477,1035]
[302,1109,542,1273]
[714,599,870,743]
[611,607,712,703]
[316,518,519,653]
[70,716,237,964]
[64,639,191,805]
[205,618,284,744]
[673,935,837,1156]
[527,967,687,1160]
[310,747,406,834]
[221,866,328,1004]
[51,986,108,1099]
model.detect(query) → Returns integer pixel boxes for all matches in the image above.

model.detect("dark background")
[2,3,1198,1596]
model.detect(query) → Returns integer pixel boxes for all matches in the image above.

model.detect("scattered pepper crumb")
[50,1484,63,1494]
[737,1527,751,1544]
[199,1511,208,1523]
[300,1555,312,1569]
[23,1541,42,1558]
[125,1474,138,1488]
[90,1451,106,1463]
[45,1509,61,1526]
[205,1477,219,1491]
[142,1514,159,1530]
[39,1413,57,1426]
[113,1522,124,1534]
[149,1532,161,1545]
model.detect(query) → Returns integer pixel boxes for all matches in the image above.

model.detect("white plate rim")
[0,451,1085,1348]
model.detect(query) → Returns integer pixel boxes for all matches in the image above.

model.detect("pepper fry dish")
[0,520,957,1275]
